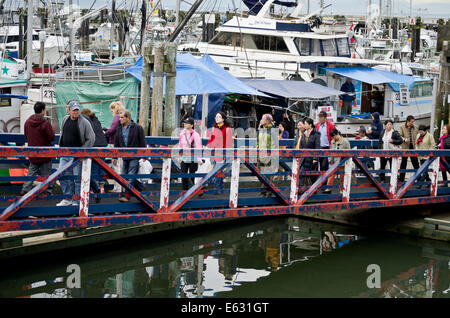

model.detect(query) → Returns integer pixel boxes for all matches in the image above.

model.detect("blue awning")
[125,53,269,97]
[323,66,416,86]
[240,79,344,99]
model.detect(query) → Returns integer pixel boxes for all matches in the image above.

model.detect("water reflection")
[0,217,449,298]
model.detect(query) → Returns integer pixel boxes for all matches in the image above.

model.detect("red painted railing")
[0,145,449,232]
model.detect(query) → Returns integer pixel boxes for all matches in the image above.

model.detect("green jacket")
[257,124,274,149]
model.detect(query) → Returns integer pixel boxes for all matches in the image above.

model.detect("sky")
[11,0,449,18]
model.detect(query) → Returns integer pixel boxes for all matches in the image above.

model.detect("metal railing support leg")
[342,158,353,203]
[229,158,240,208]
[79,158,92,217]
[389,157,398,197]
[431,156,440,197]
[159,158,172,212]
[290,158,301,204]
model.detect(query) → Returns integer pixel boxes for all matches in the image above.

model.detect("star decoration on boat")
[1,66,9,75]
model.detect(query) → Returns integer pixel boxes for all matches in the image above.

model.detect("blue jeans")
[90,160,106,193]
[211,161,224,193]
[122,159,143,191]
[58,157,81,201]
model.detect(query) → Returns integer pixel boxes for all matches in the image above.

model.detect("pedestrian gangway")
[0,133,449,232]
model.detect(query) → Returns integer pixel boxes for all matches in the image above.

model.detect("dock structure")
[0,133,449,236]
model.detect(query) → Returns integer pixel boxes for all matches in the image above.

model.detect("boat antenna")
[231,0,253,78]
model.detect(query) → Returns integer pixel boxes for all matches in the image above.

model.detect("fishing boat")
[0,50,27,133]
[179,0,388,81]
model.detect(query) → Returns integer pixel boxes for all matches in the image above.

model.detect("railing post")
[430,157,440,197]
[342,157,353,203]
[79,158,92,217]
[389,157,398,197]
[290,157,301,204]
[229,158,240,208]
[160,158,172,212]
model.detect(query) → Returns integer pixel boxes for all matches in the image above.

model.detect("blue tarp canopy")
[240,79,344,99]
[125,53,268,97]
[323,66,416,86]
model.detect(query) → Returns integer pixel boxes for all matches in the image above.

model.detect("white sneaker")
[72,201,80,206]
[56,199,73,206]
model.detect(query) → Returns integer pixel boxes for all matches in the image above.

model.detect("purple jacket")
[105,114,120,144]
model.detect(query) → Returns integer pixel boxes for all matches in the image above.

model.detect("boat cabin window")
[410,82,433,98]
[295,38,312,55]
[336,38,350,56]
[252,34,289,52]
[0,88,12,107]
[321,39,337,56]
[210,32,234,46]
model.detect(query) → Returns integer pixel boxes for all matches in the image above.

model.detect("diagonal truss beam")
[395,157,436,199]
[92,158,157,213]
[244,161,289,205]
[167,162,229,213]
[352,157,391,199]
[296,157,348,206]
[0,158,80,221]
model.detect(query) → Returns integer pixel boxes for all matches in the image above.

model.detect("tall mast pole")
[27,0,34,76]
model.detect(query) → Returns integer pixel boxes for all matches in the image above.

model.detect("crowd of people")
[20,100,450,206]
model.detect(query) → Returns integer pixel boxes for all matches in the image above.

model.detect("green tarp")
[55,77,140,129]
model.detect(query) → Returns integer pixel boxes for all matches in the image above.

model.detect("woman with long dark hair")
[207,111,233,194]
[299,118,321,186]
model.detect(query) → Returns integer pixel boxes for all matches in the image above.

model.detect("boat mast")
[175,0,180,27]
[27,0,34,76]
[110,0,115,62]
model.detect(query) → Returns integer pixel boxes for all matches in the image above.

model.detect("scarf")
[440,134,450,149]
[416,134,425,145]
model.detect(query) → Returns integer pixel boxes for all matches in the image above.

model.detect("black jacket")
[378,129,403,149]
[299,128,321,170]
[114,121,146,149]
[85,115,108,147]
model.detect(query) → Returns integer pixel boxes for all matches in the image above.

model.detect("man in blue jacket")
[113,110,147,202]
[339,78,356,115]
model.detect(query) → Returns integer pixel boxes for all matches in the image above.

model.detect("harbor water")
[0,216,449,298]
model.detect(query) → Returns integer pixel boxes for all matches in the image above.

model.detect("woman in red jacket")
[207,111,233,194]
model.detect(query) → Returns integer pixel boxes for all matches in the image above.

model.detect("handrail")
[0,133,378,148]
[0,137,448,232]
[0,146,448,159]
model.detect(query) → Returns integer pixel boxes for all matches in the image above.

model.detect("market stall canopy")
[323,66,416,86]
[125,53,269,97]
[240,79,344,99]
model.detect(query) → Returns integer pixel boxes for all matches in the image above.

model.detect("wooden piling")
[151,44,164,136]
[139,44,152,135]
[164,43,177,136]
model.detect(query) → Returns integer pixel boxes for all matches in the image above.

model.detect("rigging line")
[177,0,210,44]
[231,0,253,78]
[194,0,218,50]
